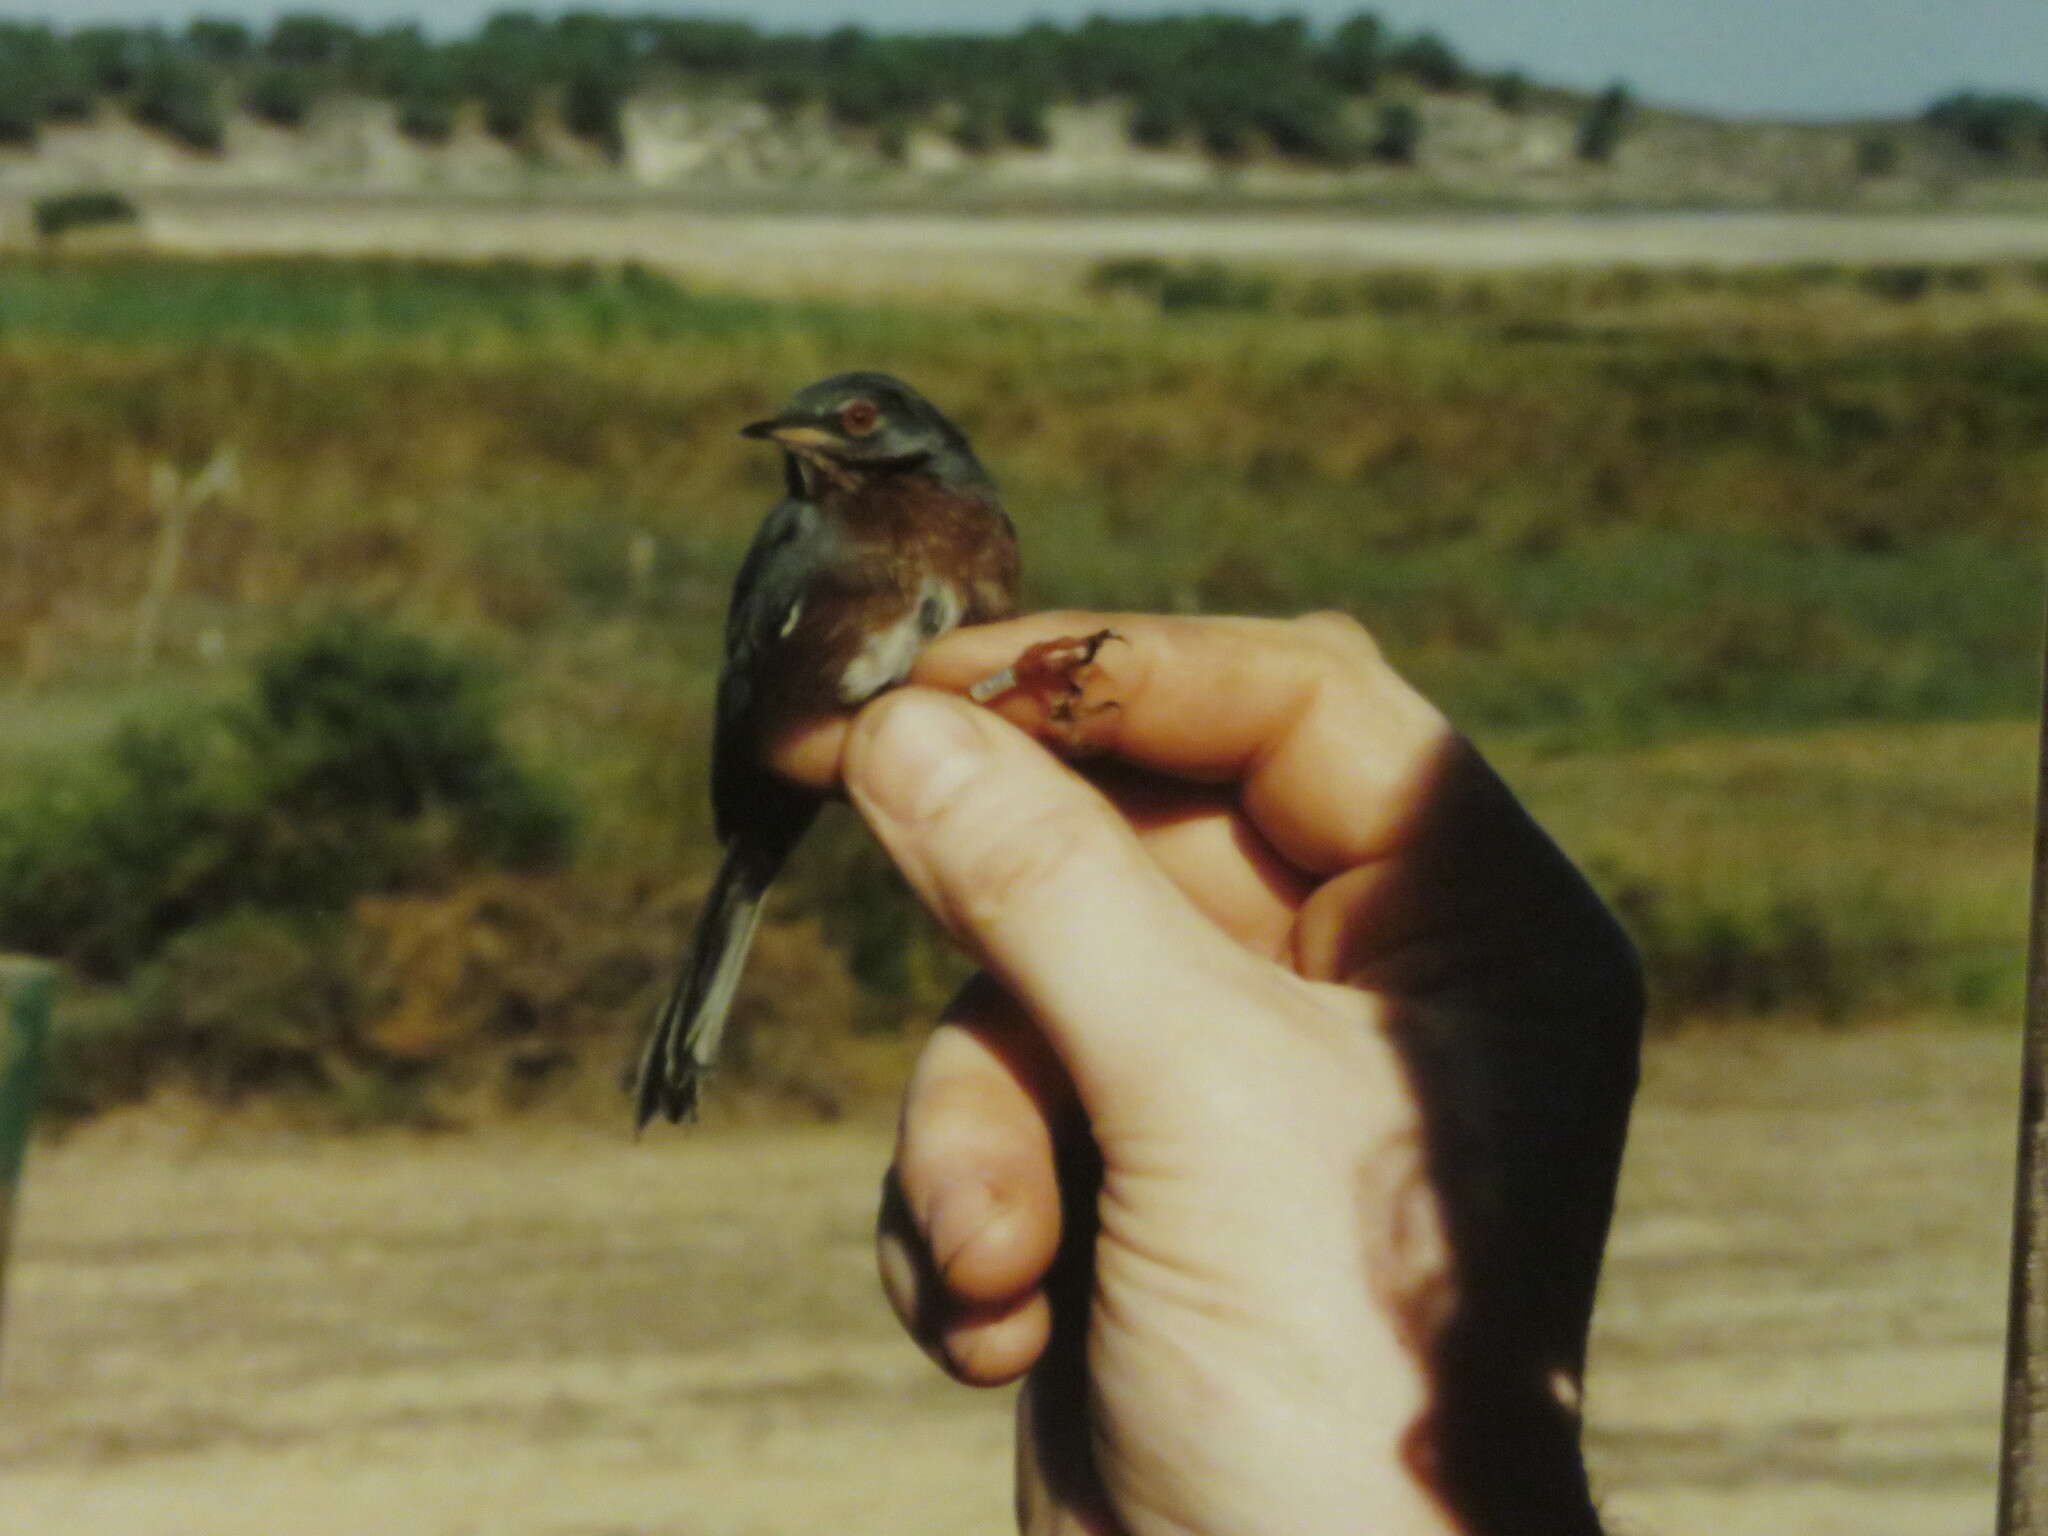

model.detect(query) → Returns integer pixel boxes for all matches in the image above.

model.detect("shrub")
[265,12,358,68]
[951,95,996,154]
[1372,99,1421,163]
[1489,70,1529,112]
[37,51,98,122]
[244,65,314,127]
[646,17,762,73]
[1855,135,1899,177]
[757,72,810,118]
[1156,260,1276,313]
[32,189,139,240]
[562,69,625,158]
[1256,82,1354,163]
[132,51,224,151]
[1189,88,1253,158]
[241,612,572,876]
[69,26,152,93]
[0,614,572,979]
[480,74,536,143]
[1322,12,1382,93]
[1083,256,1276,312]
[1128,90,1182,148]
[1002,87,1051,148]
[130,910,360,1102]
[1577,82,1630,163]
[185,18,252,63]
[1386,30,1464,91]
[1087,255,1171,299]
[397,91,456,143]
[1860,264,1933,303]
[0,63,39,145]
[1924,92,2046,159]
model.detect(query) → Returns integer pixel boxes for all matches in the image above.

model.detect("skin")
[770,611,1643,1536]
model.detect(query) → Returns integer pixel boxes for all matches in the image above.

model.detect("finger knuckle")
[1292,608,1385,666]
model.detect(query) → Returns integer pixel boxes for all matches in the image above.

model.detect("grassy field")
[0,251,2040,1120]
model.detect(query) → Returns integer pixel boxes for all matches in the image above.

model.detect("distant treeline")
[0,13,2033,172]
[0,10,1607,167]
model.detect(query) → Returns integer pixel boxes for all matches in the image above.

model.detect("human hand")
[797,613,1642,1535]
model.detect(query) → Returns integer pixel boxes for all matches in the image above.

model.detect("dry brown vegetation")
[0,251,2040,1122]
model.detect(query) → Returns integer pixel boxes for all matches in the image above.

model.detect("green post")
[0,958,52,1373]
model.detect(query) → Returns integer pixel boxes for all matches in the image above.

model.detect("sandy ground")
[0,1023,2019,1535]
[79,196,2048,301]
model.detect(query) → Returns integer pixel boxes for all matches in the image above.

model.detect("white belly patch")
[837,579,965,704]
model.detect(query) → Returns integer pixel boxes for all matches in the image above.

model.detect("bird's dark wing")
[723,494,820,661]
[711,496,833,854]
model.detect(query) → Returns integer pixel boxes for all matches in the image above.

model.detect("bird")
[631,372,1020,1129]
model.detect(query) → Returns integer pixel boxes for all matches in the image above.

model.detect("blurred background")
[0,6,2044,1534]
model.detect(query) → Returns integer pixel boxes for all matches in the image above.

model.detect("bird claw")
[969,629,1123,751]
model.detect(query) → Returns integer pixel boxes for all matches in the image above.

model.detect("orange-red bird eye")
[841,400,881,436]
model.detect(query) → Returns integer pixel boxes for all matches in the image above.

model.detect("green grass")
[0,251,2041,1116]
[1505,721,2037,1021]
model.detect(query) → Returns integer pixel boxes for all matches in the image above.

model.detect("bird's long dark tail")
[632,847,771,1130]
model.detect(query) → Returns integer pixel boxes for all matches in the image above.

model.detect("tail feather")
[632,849,769,1130]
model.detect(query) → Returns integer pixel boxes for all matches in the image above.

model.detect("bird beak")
[740,418,840,450]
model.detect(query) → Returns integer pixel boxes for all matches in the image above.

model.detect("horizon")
[0,2,2037,123]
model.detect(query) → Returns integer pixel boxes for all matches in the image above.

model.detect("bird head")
[741,372,992,496]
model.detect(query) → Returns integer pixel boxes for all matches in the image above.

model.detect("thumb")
[843,688,1280,1125]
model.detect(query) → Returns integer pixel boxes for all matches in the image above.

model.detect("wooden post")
[0,958,52,1376]
[1998,617,2048,1533]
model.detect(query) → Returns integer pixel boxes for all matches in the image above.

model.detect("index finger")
[911,612,1457,879]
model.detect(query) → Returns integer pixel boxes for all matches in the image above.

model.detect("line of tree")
[1923,93,2048,160]
[0,10,1546,166]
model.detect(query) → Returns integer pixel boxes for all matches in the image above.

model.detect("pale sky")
[1,1,2039,121]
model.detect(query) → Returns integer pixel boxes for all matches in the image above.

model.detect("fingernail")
[855,692,989,827]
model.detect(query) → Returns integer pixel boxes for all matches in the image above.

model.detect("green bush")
[1489,70,1530,112]
[951,95,997,154]
[0,614,572,979]
[265,12,357,68]
[1087,255,1172,299]
[31,189,139,240]
[1855,135,1899,177]
[130,910,360,1101]
[397,91,456,143]
[1256,82,1354,163]
[1156,260,1277,313]
[562,69,626,157]
[69,26,151,93]
[184,17,252,63]
[1128,90,1182,148]
[244,65,314,127]
[241,612,572,873]
[757,72,810,118]
[1387,30,1465,90]
[1322,12,1382,92]
[1002,87,1051,148]
[1372,100,1421,163]
[1860,264,1933,303]
[1577,82,1630,163]
[132,51,223,151]
[1924,92,2047,159]
[1598,870,1997,1023]
[0,60,40,145]
[480,74,536,143]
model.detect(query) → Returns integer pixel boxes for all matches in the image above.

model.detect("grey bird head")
[741,372,993,495]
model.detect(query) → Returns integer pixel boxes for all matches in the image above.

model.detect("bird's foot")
[969,629,1123,752]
